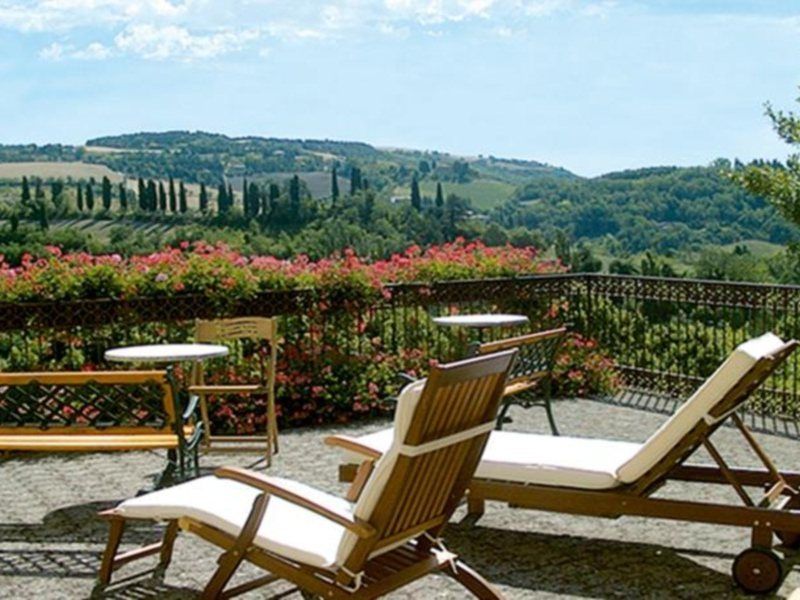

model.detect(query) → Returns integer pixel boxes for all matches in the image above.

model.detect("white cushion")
[616,332,784,483]
[339,332,786,491]
[336,378,426,564]
[477,431,639,489]
[341,428,639,490]
[113,475,351,568]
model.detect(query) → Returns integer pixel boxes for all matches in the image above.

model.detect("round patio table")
[105,343,229,364]
[432,314,530,330]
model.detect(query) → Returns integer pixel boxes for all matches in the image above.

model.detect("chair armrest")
[324,435,383,460]
[214,467,376,539]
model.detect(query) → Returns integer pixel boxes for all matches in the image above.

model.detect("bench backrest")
[0,371,178,435]
[471,327,566,389]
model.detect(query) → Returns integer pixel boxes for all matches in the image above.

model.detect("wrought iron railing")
[2,273,800,435]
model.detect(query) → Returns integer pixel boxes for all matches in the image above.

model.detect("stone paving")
[2,399,800,599]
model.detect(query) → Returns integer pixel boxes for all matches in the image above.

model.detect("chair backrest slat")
[335,349,516,572]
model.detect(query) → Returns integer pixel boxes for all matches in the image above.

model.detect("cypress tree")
[217,183,228,213]
[435,182,444,208]
[119,183,128,211]
[179,181,188,213]
[168,177,177,213]
[101,176,112,211]
[289,175,301,216]
[85,183,95,211]
[21,176,31,205]
[228,184,234,210]
[331,167,339,203]
[34,178,44,202]
[77,184,84,212]
[199,183,209,212]
[50,180,64,204]
[247,181,260,218]
[410,176,421,211]
[349,167,361,195]
[158,182,167,212]
[137,178,146,211]
[36,197,48,230]
[242,178,249,214]
[147,180,157,211]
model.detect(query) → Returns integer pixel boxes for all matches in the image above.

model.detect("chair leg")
[198,392,213,452]
[495,400,512,430]
[543,377,559,436]
[444,558,503,599]
[98,518,126,586]
[201,548,246,599]
[544,397,560,436]
[159,521,180,569]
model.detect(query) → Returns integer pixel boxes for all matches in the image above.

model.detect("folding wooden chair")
[189,317,278,465]
[468,327,566,434]
[97,349,517,599]
[332,333,800,594]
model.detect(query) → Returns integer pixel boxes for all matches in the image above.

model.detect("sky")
[0,1,799,177]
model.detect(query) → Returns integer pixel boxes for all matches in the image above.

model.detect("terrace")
[3,252,800,597]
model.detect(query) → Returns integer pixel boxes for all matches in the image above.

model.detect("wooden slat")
[0,433,180,451]
[0,370,168,385]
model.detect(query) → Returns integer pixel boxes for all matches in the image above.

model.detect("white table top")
[105,343,229,363]
[432,314,530,328]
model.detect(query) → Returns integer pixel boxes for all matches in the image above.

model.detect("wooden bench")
[0,370,201,486]
[469,327,567,435]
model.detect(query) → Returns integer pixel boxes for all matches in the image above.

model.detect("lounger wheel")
[732,547,783,594]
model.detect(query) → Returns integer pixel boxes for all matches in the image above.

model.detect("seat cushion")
[342,428,640,490]
[112,475,352,568]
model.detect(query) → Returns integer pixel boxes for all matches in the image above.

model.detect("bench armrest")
[214,467,376,539]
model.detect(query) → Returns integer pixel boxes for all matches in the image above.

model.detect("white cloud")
[0,0,191,32]
[38,41,64,60]
[10,0,621,62]
[383,0,497,24]
[38,39,112,59]
[114,23,258,59]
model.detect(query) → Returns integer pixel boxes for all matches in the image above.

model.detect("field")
[413,179,515,211]
[720,239,783,257]
[0,161,123,182]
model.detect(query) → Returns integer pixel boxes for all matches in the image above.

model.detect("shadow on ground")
[446,523,753,599]
[1,500,765,599]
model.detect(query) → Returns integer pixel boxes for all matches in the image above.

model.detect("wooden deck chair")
[331,333,800,594]
[96,349,517,599]
[467,327,567,434]
[189,317,279,465]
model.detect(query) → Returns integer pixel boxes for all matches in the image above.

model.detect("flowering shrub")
[0,240,620,431]
[0,239,562,304]
[552,334,620,398]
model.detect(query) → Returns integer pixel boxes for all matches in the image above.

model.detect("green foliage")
[497,165,795,254]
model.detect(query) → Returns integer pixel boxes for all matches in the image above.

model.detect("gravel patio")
[2,399,800,599]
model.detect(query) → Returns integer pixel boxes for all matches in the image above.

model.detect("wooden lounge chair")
[96,349,517,599]
[467,327,566,434]
[331,333,800,594]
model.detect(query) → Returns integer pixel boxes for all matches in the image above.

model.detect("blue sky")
[0,1,798,176]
